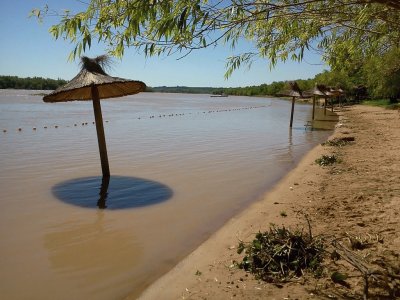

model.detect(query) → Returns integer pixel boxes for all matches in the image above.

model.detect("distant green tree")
[362,47,400,102]
[313,70,357,91]
[0,76,67,90]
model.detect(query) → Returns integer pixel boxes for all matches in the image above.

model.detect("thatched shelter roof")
[278,81,302,97]
[312,84,328,96]
[305,84,345,97]
[327,88,341,97]
[43,55,146,102]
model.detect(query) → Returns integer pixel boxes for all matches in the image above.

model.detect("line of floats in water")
[2,105,270,134]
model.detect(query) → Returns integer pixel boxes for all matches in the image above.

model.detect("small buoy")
[74,124,77,126]
[105,120,109,123]
[18,128,22,131]
[3,129,6,133]
[55,125,58,128]
[92,121,95,124]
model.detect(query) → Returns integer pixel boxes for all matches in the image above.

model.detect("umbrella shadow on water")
[52,175,173,210]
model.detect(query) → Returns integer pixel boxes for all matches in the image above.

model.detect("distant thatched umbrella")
[329,88,343,97]
[278,81,303,127]
[312,84,327,96]
[44,55,146,177]
[278,81,303,98]
[310,84,329,118]
[288,81,303,98]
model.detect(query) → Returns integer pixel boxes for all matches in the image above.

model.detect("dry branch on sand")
[235,223,399,299]
[236,224,324,283]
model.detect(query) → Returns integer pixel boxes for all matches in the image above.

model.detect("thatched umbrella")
[43,55,146,177]
[335,88,345,106]
[278,81,303,127]
[326,87,343,112]
[277,81,303,127]
[311,84,328,118]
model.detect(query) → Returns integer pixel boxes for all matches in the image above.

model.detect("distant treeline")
[148,86,220,94]
[0,76,67,90]
[2,70,397,102]
[151,68,398,101]
[149,78,317,97]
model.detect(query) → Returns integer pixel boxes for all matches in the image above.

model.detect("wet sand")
[136,104,399,299]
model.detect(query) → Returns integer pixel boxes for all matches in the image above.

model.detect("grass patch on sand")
[362,99,400,110]
[315,154,339,166]
[322,137,355,147]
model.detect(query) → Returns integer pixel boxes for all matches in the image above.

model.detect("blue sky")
[0,0,327,88]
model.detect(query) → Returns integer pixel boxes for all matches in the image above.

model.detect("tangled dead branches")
[236,225,324,283]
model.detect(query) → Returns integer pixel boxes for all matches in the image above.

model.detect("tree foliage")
[33,0,400,78]
[31,1,400,100]
[361,47,400,101]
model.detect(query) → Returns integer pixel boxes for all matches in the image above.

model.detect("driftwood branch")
[332,240,399,299]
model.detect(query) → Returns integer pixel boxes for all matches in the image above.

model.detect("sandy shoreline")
[131,104,399,300]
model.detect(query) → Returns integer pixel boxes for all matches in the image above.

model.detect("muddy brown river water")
[0,90,335,299]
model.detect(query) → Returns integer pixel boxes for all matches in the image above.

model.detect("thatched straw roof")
[327,88,342,97]
[304,84,345,97]
[278,81,302,97]
[312,84,327,96]
[43,55,146,103]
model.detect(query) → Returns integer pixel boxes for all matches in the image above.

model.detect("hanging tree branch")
[31,0,400,76]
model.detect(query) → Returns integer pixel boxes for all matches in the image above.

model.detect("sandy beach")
[134,104,400,299]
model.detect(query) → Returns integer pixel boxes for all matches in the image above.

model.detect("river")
[0,90,335,299]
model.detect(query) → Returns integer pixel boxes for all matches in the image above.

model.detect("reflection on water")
[52,176,173,209]
[98,176,110,209]
[312,108,338,129]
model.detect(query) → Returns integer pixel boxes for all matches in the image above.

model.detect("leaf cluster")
[236,225,324,282]
[32,0,400,78]
[30,1,400,101]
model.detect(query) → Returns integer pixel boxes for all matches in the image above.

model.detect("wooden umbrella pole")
[91,86,110,177]
[97,175,110,209]
[324,97,327,115]
[312,95,316,120]
[289,96,295,127]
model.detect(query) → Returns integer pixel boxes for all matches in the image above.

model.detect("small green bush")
[315,155,338,166]
[322,137,355,147]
